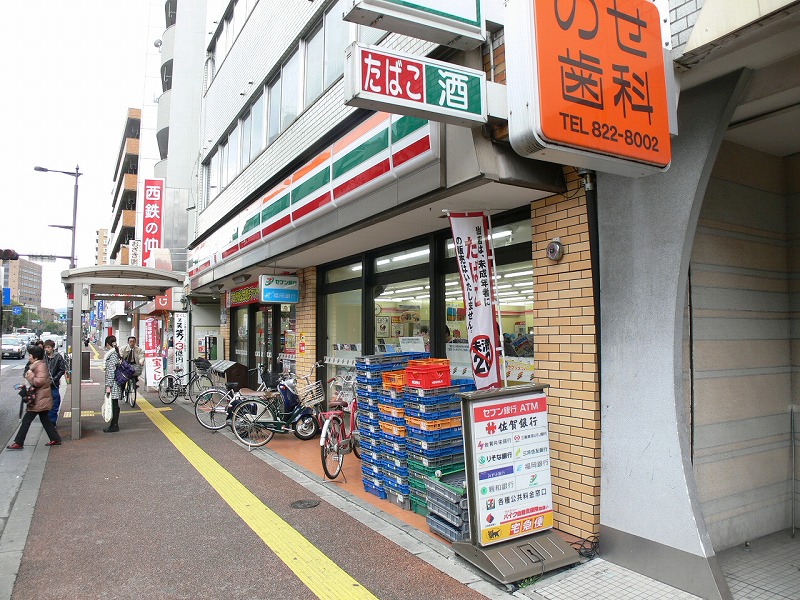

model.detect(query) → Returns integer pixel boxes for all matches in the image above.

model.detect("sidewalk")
[0,370,727,600]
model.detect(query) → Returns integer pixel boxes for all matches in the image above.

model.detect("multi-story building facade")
[173,1,799,598]
[4,258,43,308]
[109,108,141,265]
[95,228,109,266]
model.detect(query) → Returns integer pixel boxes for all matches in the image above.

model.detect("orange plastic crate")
[382,370,406,390]
[405,415,462,431]
[407,358,449,368]
[378,403,405,418]
[379,422,407,437]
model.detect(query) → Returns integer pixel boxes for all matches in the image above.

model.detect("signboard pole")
[453,384,579,583]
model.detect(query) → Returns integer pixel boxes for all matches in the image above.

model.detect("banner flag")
[448,212,502,389]
[144,317,163,387]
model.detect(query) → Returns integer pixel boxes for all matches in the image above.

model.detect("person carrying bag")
[7,345,62,450]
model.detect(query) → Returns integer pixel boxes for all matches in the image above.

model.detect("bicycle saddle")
[225,382,241,392]
[329,398,347,409]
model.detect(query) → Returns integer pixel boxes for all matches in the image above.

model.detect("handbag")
[101,393,113,422]
[18,385,36,405]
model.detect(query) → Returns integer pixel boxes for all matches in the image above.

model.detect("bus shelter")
[61,266,185,440]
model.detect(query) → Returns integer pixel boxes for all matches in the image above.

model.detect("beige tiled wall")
[532,168,601,539]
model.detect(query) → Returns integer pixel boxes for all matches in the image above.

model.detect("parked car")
[2,336,27,359]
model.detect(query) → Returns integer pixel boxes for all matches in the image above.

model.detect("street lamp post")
[34,165,81,356]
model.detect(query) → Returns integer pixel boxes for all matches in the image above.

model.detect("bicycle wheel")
[188,373,214,402]
[158,375,177,404]
[231,399,275,447]
[127,380,137,408]
[194,389,230,430]
[321,416,344,479]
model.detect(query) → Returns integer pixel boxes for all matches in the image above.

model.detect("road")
[0,356,28,445]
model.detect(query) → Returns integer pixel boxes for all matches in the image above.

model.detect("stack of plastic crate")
[377,368,411,508]
[403,360,469,515]
[425,471,470,542]
[356,352,424,500]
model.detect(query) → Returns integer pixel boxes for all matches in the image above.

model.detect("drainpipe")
[578,169,601,393]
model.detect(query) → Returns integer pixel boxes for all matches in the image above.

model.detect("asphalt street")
[0,357,30,446]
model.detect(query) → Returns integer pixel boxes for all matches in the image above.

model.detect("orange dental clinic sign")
[507,0,671,175]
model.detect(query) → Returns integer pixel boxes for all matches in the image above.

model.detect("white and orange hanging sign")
[449,212,502,390]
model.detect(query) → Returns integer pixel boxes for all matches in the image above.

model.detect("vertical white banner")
[129,240,142,266]
[173,312,188,377]
[144,317,163,387]
[448,212,502,389]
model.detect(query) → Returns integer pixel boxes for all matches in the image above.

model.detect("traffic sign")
[12,306,22,315]
[2,288,9,305]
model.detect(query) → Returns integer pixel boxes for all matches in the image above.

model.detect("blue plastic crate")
[359,436,381,454]
[380,431,407,451]
[363,479,387,499]
[379,413,406,427]
[381,475,411,496]
[357,414,381,434]
[404,397,461,411]
[407,425,463,443]
[379,458,409,478]
[358,427,382,445]
[377,393,405,408]
[361,457,381,475]
[380,443,408,461]
[404,405,461,420]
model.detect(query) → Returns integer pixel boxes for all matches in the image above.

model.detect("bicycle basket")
[299,380,325,407]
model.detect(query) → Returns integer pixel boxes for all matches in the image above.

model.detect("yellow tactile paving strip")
[137,397,379,600]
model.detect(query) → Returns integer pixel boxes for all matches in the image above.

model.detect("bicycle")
[230,362,324,448]
[318,370,361,480]
[194,365,279,431]
[158,358,214,404]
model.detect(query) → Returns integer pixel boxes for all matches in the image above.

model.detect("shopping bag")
[101,393,113,422]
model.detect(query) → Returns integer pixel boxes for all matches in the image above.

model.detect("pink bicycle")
[319,370,360,479]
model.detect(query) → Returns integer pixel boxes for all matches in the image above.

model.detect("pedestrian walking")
[103,335,123,433]
[7,345,62,450]
[43,339,67,425]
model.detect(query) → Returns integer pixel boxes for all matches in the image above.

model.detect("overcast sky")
[1,1,149,309]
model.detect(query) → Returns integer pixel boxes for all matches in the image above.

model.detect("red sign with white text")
[534,0,670,166]
[142,179,164,266]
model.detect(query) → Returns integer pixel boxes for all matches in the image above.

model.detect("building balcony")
[154,159,168,179]
[109,210,136,260]
[113,173,138,214]
[161,24,174,92]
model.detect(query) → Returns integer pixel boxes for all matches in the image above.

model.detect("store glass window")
[280,304,297,373]
[374,244,429,274]
[326,289,362,377]
[233,307,249,366]
[374,276,430,353]
[326,261,362,284]
[494,261,535,356]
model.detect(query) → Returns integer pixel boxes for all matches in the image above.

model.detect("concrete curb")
[0,426,47,600]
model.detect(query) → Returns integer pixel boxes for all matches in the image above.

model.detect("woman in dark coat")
[7,345,62,449]
[103,335,123,433]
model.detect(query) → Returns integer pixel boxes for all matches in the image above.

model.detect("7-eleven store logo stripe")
[189,114,437,273]
[291,149,332,226]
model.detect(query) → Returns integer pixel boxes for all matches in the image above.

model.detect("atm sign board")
[260,275,300,304]
[507,0,671,174]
